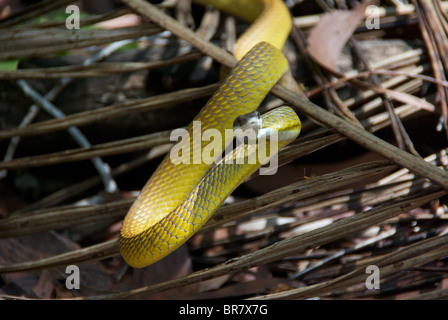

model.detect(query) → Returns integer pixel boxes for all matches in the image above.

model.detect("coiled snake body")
[119,0,301,268]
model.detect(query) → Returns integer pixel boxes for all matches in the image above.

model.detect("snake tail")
[193,0,292,59]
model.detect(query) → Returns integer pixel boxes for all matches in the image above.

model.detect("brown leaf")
[308,1,374,71]
[190,278,302,299]
[31,270,54,299]
[122,245,200,299]
[0,233,121,298]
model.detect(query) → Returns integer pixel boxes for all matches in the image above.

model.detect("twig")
[15,144,172,213]
[407,286,448,299]
[0,105,39,180]
[0,26,162,60]
[307,67,448,97]
[2,39,140,190]
[413,0,448,137]
[289,228,396,279]
[16,80,118,192]
[0,0,74,27]
[349,38,418,154]
[254,230,448,299]
[0,239,119,273]
[0,130,172,170]
[0,83,219,140]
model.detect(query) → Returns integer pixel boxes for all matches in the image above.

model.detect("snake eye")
[233,115,243,129]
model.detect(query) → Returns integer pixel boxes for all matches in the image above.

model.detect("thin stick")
[0,0,74,27]
[16,80,118,193]
[289,228,396,279]
[307,68,448,97]
[0,130,172,170]
[3,40,139,189]
[0,83,219,140]
[15,144,172,213]
[350,38,415,153]
[0,52,202,79]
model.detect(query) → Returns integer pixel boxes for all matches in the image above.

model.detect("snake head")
[233,111,262,132]
[233,110,275,143]
[233,111,263,144]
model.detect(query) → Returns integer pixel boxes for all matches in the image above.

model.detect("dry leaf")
[308,1,374,71]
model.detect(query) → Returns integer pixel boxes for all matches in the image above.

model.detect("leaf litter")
[0,0,447,300]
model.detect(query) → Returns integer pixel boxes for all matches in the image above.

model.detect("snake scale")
[119,0,301,268]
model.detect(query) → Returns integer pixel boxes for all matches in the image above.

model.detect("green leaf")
[0,60,19,71]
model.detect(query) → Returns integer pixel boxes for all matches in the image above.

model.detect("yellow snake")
[119,0,301,268]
